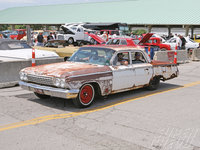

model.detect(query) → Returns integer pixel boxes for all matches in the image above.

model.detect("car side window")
[153,40,157,43]
[19,31,24,35]
[113,52,130,66]
[120,39,127,45]
[131,52,146,64]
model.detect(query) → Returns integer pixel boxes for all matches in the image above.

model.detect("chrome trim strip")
[69,71,112,78]
[19,81,79,99]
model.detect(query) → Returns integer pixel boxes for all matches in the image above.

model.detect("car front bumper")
[19,81,79,99]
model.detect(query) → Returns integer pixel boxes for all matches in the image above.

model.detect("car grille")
[27,74,54,86]
[57,35,64,40]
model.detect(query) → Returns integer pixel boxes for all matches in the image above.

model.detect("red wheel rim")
[80,85,94,104]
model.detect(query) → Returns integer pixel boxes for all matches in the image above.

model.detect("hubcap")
[80,85,93,104]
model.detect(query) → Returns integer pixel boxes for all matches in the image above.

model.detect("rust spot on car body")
[151,60,177,66]
[22,61,112,78]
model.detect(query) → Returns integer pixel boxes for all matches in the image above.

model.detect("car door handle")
[144,68,149,71]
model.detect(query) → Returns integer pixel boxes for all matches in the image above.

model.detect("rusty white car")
[19,46,178,108]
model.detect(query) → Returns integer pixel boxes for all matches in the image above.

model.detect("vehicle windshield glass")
[69,47,115,66]
[133,39,140,45]
[11,31,18,35]
[43,32,49,36]
[0,41,31,50]
[106,39,120,45]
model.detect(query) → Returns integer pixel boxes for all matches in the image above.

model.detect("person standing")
[180,35,186,49]
[37,32,44,46]
[52,32,57,40]
[176,35,182,50]
[47,32,54,41]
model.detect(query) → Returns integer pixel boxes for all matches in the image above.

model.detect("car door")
[76,27,84,41]
[110,51,136,91]
[131,51,153,86]
[167,38,176,50]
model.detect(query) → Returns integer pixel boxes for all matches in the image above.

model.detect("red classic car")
[144,37,171,50]
[10,29,26,40]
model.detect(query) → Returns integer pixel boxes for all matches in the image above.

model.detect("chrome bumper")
[19,81,79,99]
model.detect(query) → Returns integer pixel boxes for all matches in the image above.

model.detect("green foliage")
[15,25,26,29]
[31,25,43,30]
[0,25,9,31]
[132,29,147,35]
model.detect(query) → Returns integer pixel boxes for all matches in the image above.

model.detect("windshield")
[106,39,120,45]
[69,47,115,65]
[10,31,18,35]
[133,39,140,45]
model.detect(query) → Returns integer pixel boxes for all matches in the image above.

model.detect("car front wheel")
[73,84,95,108]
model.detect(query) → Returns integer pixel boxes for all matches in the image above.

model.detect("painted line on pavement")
[0,81,200,132]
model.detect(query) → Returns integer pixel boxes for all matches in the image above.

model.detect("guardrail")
[190,48,200,61]
[0,58,63,88]
[153,50,189,63]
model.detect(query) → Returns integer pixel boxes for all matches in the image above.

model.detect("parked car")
[34,40,78,58]
[192,34,200,43]
[105,33,154,48]
[10,29,26,40]
[57,24,93,45]
[165,37,199,50]
[0,39,59,61]
[0,31,8,39]
[19,46,178,108]
[106,38,137,46]
[2,30,12,38]
[143,37,171,50]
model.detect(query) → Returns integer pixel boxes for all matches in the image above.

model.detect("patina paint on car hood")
[22,61,112,78]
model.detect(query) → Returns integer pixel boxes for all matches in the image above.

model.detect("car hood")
[138,33,153,44]
[22,61,112,78]
[0,48,59,60]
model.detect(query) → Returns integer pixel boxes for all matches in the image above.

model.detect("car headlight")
[60,79,67,88]
[53,78,67,88]
[54,78,61,87]
[19,72,28,81]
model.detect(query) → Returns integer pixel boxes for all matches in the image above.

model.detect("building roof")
[0,0,199,25]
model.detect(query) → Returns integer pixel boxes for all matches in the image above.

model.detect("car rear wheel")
[146,76,160,90]
[73,84,95,108]
[34,92,51,99]
[90,38,95,44]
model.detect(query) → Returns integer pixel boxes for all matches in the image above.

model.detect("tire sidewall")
[147,77,160,90]
[68,37,74,44]
[73,84,95,108]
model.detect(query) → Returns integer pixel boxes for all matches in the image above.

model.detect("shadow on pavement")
[16,82,183,112]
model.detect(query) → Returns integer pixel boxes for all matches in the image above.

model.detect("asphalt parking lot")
[0,61,200,150]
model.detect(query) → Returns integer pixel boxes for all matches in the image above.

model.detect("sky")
[0,0,115,10]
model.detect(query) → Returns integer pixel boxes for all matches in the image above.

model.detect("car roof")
[110,38,133,40]
[82,46,144,52]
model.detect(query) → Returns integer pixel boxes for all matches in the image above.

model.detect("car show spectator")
[52,32,57,40]
[180,35,186,49]
[132,52,144,63]
[47,32,54,41]
[37,32,44,46]
[176,35,182,50]
[116,53,128,65]
[101,31,108,41]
